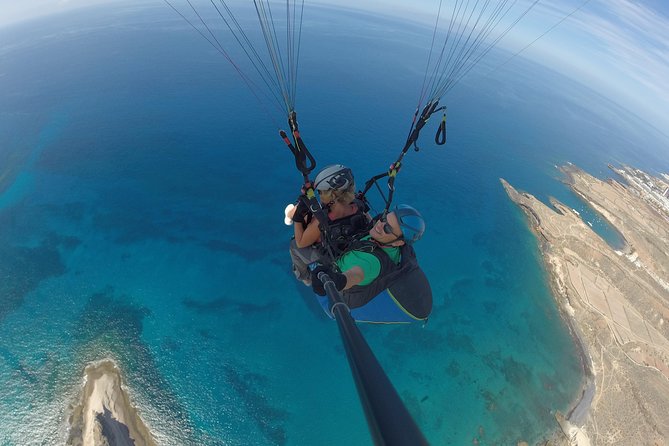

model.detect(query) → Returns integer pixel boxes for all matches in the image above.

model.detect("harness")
[322,198,372,258]
[341,241,418,310]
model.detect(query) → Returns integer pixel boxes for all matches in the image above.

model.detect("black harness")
[322,199,372,258]
[342,240,418,308]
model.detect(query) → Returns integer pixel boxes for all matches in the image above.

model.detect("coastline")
[67,359,156,446]
[542,231,596,426]
[546,253,596,446]
[501,164,669,445]
[551,283,595,426]
[518,194,597,446]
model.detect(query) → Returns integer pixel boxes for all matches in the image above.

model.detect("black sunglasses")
[380,216,403,239]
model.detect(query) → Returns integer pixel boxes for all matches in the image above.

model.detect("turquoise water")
[1,3,668,445]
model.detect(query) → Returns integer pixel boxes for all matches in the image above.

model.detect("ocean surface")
[1,3,668,445]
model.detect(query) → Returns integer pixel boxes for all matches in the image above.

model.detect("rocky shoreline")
[502,164,669,445]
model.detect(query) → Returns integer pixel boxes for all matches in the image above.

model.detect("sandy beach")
[67,359,156,446]
[502,164,669,445]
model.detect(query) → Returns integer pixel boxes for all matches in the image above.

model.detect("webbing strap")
[435,111,447,145]
[280,110,340,260]
[377,100,446,216]
[280,111,316,179]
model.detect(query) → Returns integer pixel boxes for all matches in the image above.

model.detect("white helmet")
[313,164,353,191]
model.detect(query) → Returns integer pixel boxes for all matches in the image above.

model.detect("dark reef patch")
[444,330,476,355]
[74,288,150,344]
[484,276,506,290]
[41,201,88,223]
[182,296,281,317]
[481,259,507,291]
[161,337,180,352]
[445,360,460,378]
[449,278,475,300]
[92,209,175,245]
[44,232,82,250]
[380,326,447,362]
[0,238,66,322]
[483,301,498,314]
[197,328,214,339]
[223,364,289,445]
[481,349,534,391]
[472,230,517,259]
[201,238,285,262]
[500,355,533,388]
[0,344,39,384]
[90,202,282,261]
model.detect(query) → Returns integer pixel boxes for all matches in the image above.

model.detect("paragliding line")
[484,0,593,77]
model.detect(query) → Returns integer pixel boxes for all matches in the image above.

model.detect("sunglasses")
[380,216,403,239]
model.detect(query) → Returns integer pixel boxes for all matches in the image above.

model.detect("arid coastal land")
[502,164,669,445]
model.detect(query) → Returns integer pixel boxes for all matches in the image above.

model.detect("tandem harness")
[339,240,432,320]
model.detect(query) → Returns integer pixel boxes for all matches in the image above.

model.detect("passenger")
[288,164,370,286]
[310,205,425,306]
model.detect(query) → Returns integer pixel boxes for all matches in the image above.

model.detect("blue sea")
[1,3,668,445]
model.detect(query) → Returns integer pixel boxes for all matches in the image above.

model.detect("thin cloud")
[520,0,669,131]
[0,0,121,27]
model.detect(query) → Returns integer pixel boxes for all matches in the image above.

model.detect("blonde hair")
[320,183,356,205]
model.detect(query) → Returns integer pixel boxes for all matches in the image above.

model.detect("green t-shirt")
[336,237,401,286]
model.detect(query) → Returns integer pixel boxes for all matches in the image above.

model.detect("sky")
[523,0,669,135]
[327,0,669,135]
[1,0,668,135]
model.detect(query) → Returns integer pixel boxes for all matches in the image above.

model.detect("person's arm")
[311,252,379,296]
[342,266,364,289]
[294,219,321,248]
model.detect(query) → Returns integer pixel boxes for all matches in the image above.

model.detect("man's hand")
[311,265,347,296]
